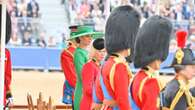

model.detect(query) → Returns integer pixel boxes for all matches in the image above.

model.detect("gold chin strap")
[169,80,195,110]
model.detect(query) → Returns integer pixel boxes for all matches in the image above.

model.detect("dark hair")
[68,42,72,46]
[173,65,185,73]
[75,37,80,43]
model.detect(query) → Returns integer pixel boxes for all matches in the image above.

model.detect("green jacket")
[73,47,88,110]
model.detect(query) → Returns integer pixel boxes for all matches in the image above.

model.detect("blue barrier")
[8,46,62,70]
[7,46,175,73]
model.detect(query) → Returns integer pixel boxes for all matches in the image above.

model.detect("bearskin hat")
[134,15,173,68]
[0,5,12,44]
[93,38,104,50]
[105,5,140,59]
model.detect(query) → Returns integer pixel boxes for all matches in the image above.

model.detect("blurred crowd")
[7,0,68,48]
[63,0,195,31]
[63,0,195,51]
[5,0,195,50]
[6,0,47,47]
[7,0,39,18]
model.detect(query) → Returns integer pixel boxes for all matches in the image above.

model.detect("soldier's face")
[94,49,106,62]
[182,65,195,80]
[151,60,162,71]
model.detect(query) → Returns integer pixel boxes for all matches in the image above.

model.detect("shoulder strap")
[138,77,149,102]
[169,80,188,110]
[109,62,119,91]
[64,49,73,57]
[138,76,164,103]
[109,57,132,91]
[169,88,184,110]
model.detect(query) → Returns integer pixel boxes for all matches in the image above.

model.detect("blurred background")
[4,0,195,72]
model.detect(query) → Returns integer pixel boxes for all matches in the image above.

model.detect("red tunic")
[80,60,100,110]
[131,69,160,110]
[4,49,12,105]
[102,56,132,110]
[95,73,104,102]
[60,46,76,88]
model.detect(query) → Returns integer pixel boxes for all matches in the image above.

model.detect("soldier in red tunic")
[0,5,13,107]
[60,25,78,104]
[100,5,140,110]
[131,16,173,110]
[80,38,105,110]
[91,56,110,110]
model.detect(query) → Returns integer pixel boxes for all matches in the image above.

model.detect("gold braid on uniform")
[143,66,164,108]
[109,54,133,91]
[169,80,195,110]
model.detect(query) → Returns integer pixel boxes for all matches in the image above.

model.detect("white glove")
[6,97,14,107]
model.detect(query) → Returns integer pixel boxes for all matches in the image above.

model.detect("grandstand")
[5,0,195,73]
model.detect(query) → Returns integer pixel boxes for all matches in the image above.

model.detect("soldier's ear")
[154,60,161,70]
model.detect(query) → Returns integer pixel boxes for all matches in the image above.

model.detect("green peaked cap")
[68,25,104,40]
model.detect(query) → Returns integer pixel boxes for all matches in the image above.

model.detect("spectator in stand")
[9,33,22,46]
[10,10,18,37]
[79,0,90,19]
[182,0,191,20]
[97,0,104,13]
[12,0,20,17]
[91,3,102,17]
[22,31,32,46]
[91,3,104,31]
[7,0,15,12]
[32,5,39,17]
[36,32,47,47]
[18,10,32,37]
[141,1,150,18]
[58,33,67,49]
[47,36,57,47]
[68,0,78,24]
[175,3,183,22]
[17,0,27,17]
[27,0,39,17]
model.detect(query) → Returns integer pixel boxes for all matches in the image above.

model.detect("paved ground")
[12,70,65,105]
[11,70,195,107]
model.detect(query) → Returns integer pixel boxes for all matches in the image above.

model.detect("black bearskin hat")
[134,15,172,68]
[93,38,104,50]
[0,5,12,44]
[105,5,140,58]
